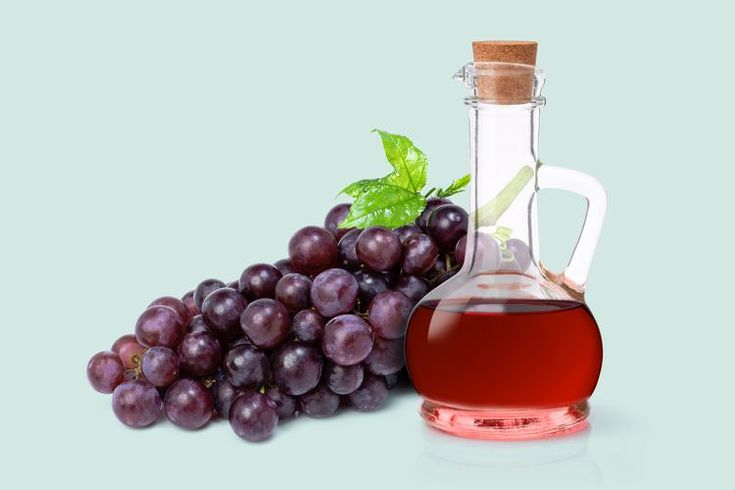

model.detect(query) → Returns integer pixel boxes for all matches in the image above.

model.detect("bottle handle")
[536,164,607,296]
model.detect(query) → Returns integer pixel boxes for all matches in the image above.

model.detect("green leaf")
[436,174,471,197]
[373,130,427,192]
[339,183,426,229]
[339,178,384,198]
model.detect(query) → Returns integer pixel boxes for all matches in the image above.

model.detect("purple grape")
[111,335,146,370]
[325,362,364,395]
[382,268,400,287]
[288,226,338,276]
[141,346,180,387]
[230,391,279,442]
[178,332,222,376]
[348,375,389,412]
[87,351,125,394]
[149,296,191,326]
[356,226,402,272]
[201,287,247,341]
[364,337,404,375]
[112,380,161,428]
[384,372,400,389]
[239,263,282,300]
[417,197,451,230]
[272,342,323,396]
[367,291,412,339]
[454,234,467,267]
[211,374,241,417]
[472,233,502,270]
[292,309,325,342]
[395,223,422,244]
[504,238,532,272]
[337,228,362,270]
[135,305,186,348]
[310,268,359,317]
[223,344,270,388]
[187,314,209,333]
[181,290,199,318]
[353,270,390,307]
[425,254,456,282]
[322,314,373,366]
[401,233,439,275]
[265,386,298,420]
[426,204,468,251]
[324,203,353,240]
[395,275,430,305]
[240,298,291,349]
[194,279,226,311]
[273,258,296,276]
[164,378,213,430]
[275,273,312,312]
[299,384,340,418]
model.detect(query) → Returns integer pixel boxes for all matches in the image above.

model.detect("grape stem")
[475,165,534,227]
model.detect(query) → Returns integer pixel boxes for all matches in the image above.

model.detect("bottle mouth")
[454,62,546,108]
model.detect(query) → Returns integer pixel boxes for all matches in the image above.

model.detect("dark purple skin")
[348,375,389,412]
[425,254,457,282]
[111,335,146,370]
[272,342,323,396]
[336,228,362,270]
[141,346,180,387]
[417,197,451,230]
[322,314,374,366]
[212,376,242,418]
[149,296,191,326]
[112,380,162,428]
[395,223,422,244]
[229,391,279,442]
[201,287,248,341]
[325,362,364,395]
[292,309,325,342]
[265,386,298,420]
[178,331,222,376]
[454,234,467,267]
[181,290,199,318]
[240,298,291,349]
[426,204,469,251]
[87,351,125,394]
[364,337,404,375]
[324,203,353,240]
[367,291,413,339]
[401,233,439,275]
[135,305,186,348]
[353,270,390,308]
[299,384,340,418]
[356,226,402,272]
[164,378,214,430]
[275,273,312,312]
[288,226,338,276]
[395,275,430,305]
[384,372,400,390]
[310,268,359,317]
[227,280,239,289]
[194,279,226,311]
[187,314,210,334]
[239,263,282,300]
[273,258,296,276]
[223,344,270,388]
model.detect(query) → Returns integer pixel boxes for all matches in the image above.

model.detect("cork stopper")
[471,41,538,103]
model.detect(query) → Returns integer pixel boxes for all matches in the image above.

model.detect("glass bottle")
[405,61,608,440]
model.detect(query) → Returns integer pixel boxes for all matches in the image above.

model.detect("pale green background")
[1,1,732,488]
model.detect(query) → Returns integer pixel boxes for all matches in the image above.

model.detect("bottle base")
[420,400,590,440]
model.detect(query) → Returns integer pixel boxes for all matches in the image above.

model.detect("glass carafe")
[405,62,607,440]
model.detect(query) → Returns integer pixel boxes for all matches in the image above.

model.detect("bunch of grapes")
[88,197,530,442]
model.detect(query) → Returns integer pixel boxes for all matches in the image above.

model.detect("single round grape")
[473,233,502,270]
[395,223,422,244]
[240,298,291,349]
[112,380,161,428]
[325,362,364,395]
[384,372,400,390]
[178,331,222,376]
[275,273,312,312]
[292,309,325,342]
[265,386,298,420]
[194,279,226,311]
[201,287,247,340]
[181,290,199,318]
[505,238,532,272]
[141,346,179,387]
[401,233,439,275]
[239,263,282,300]
[322,314,373,366]
[324,203,353,240]
[212,375,242,418]
[164,378,213,430]
[337,228,362,270]
[288,226,338,275]
[348,375,389,412]
[227,280,239,289]
[364,337,404,375]
[426,204,468,251]
[135,305,186,348]
[188,314,209,333]
[222,344,270,388]
[87,351,125,393]
[417,197,451,230]
[356,226,402,272]
[148,296,191,326]
[272,342,323,395]
[273,258,296,276]
[395,275,430,305]
[299,384,340,418]
[454,234,467,267]
[229,391,278,442]
[111,335,146,370]
[367,291,412,339]
[353,270,390,308]
[310,268,359,317]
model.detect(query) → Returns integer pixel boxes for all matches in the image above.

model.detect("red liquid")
[405,299,602,410]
